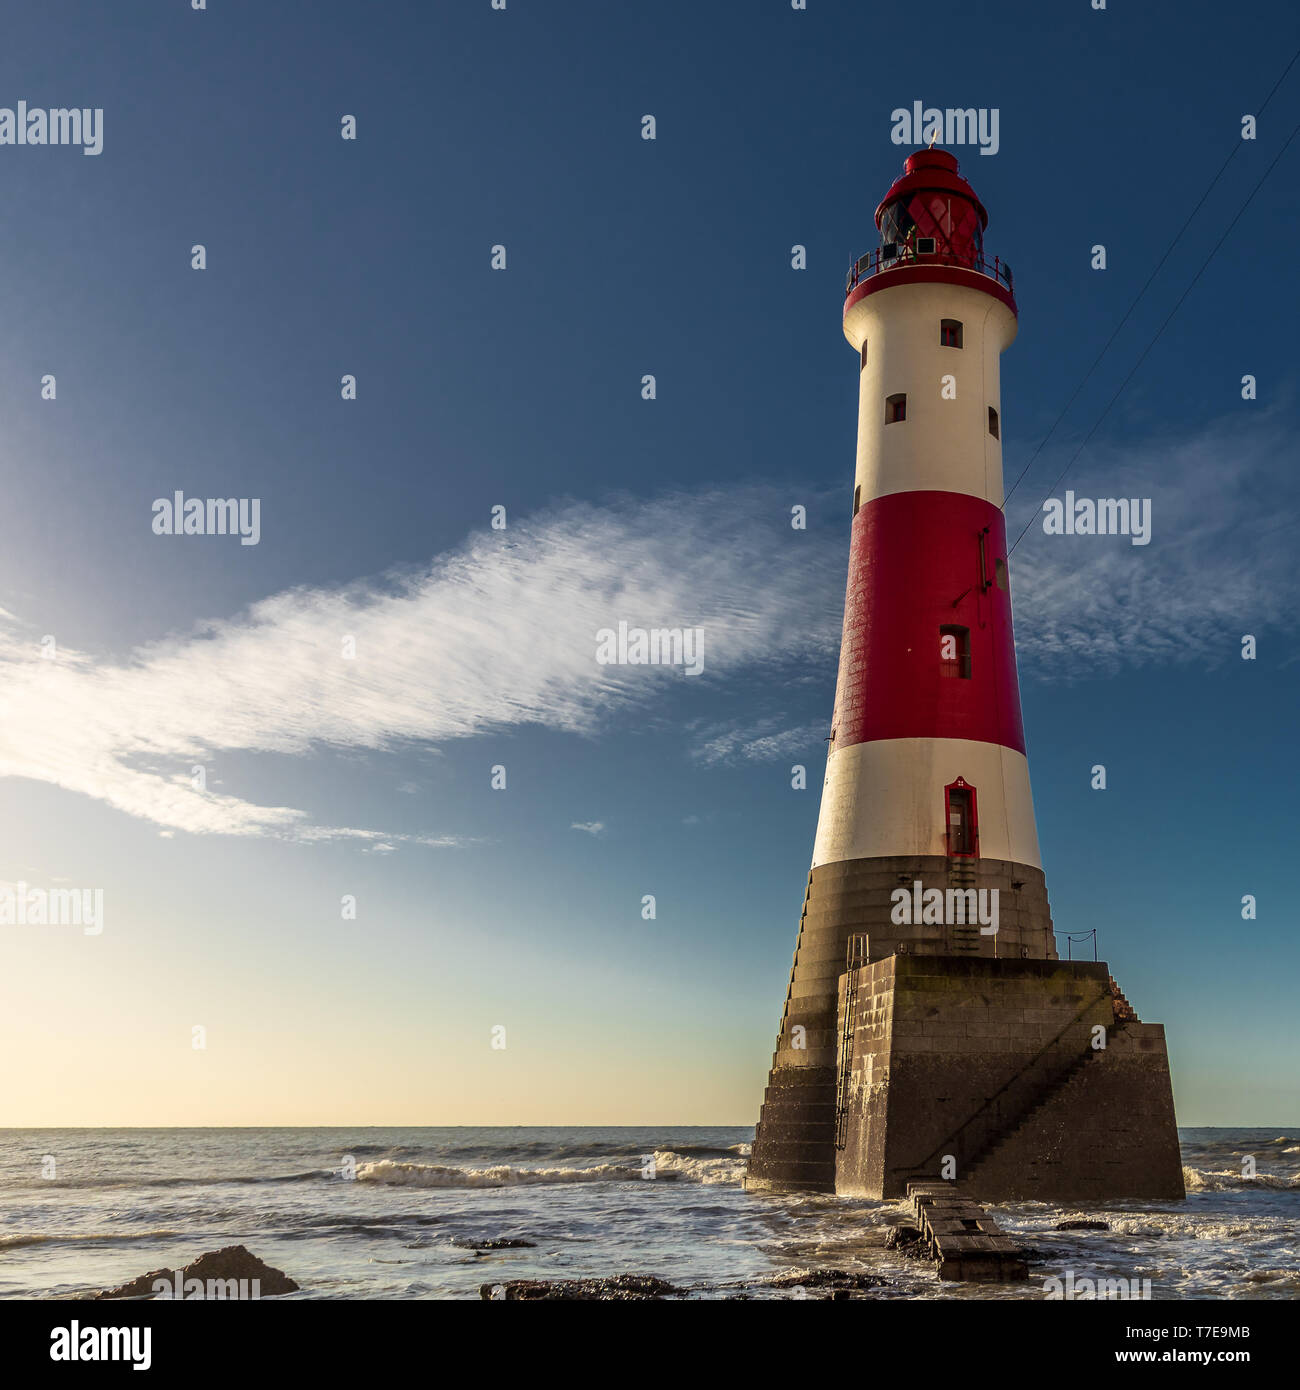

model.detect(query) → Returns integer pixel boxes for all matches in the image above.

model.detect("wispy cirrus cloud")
[0,489,841,842]
[689,718,829,767]
[1007,415,1295,677]
[0,418,1291,840]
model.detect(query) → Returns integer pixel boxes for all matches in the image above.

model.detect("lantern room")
[845,147,1014,313]
[875,148,987,266]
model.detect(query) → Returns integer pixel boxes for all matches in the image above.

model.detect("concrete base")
[832,955,1184,1202]
[745,855,1055,1193]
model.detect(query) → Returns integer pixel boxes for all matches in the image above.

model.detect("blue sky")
[0,0,1296,1125]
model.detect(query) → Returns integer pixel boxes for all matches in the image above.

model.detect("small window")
[940,318,963,348]
[994,557,1008,592]
[988,406,999,439]
[939,624,971,679]
[915,237,936,255]
[860,340,868,370]
[885,392,907,424]
[853,484,861,517]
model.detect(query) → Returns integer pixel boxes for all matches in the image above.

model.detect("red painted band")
[844,264,1017,318]
[831,490,1027,753]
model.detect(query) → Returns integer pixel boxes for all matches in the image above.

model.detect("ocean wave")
[1183,1166,1300,1192]
[650,1150,747,1185]
[5,1170,330,1192]
[355,1148,747,1190]
[356,1160,635,1189]
[656,1144,751,1160]
[0,1230,184,1251]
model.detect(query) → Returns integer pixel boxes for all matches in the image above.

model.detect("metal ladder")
[946,859,981,954]
[834,934,869,1149]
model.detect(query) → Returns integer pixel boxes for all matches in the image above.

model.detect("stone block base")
[833,955,1184,1202]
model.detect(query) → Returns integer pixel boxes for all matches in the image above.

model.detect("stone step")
[906,1181,1028,1283]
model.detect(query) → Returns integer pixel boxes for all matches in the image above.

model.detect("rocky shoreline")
[91,1221,1073,1301]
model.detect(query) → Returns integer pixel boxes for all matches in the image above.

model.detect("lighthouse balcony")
[845,244,1014,299]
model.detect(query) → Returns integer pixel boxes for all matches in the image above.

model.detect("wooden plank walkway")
[906,1181,1029,1282]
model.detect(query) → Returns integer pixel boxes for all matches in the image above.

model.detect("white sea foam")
[650,1149,747,1185]
[1182,1165,1300,1193]
[356,1160,632,1189]
[355,1149,748,1190]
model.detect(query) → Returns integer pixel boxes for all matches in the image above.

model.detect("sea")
[1,1127,1296,1300]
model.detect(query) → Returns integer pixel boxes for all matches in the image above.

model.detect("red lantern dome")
[874,148,987,266]
[845,148,1014,315]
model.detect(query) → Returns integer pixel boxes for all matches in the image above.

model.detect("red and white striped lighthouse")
[748,149,1059,1194]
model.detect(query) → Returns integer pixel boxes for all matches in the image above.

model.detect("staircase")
[747,874,839,1191]
[959,1047,1101,1183]
[748,1066,838,1192]
[1108,975,1140,1022]
[899,984,1121,1189]
[748,866,877,1192]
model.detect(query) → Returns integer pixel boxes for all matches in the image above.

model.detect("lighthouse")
[746,150,1183,1203]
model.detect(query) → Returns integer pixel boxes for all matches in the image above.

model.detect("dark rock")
[97,1245,299,1299]
[184,1246,298,1295]
[885,1225,924,1250]
[1055,1220,1110,1232]
[885,1225,934,1262]
[481,1274,683,1301]
[452,1237,536,1250]
[767,1268,884,1291]
[94,1268,174,1300]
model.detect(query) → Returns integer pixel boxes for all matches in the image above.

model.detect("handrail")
[846,244,1014,296]
[898,979,1114,1181]
[1064,929,1097,962]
